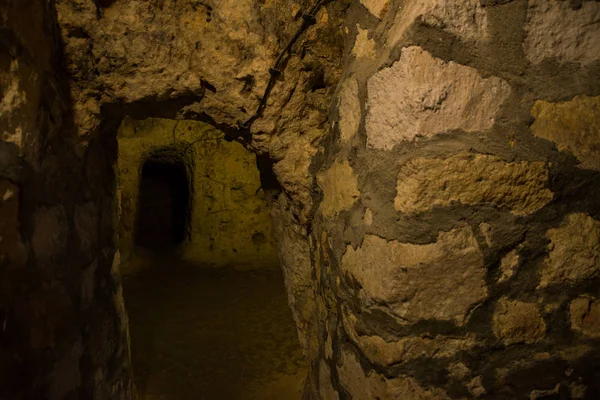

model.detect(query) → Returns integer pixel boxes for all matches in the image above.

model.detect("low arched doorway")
[135,157,190,249]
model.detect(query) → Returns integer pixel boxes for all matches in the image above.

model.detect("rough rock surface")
[32,206,69,260]
[51,1,346,395]
[0,59,29,150]
[366,47,511,150]
[387,0,488,48]
[74,202,98,254]
[341,227,487,325]
[1,1,135,398]
[539,213,600,288]
[524,0,600,66]
[467,376,486,398]
[55,0,343,222]
[271,194,318,361]
[479,222,493,247]
[317,160,360,217]
[531,95,600,171]
[394,152,553,215]
[338,349,451,399]
[319,361,339,400]
[363,208,373,226]
[56,0,275,130]
[570,296,600,338]
[343,307,476,366]
[498,249,520,283]
[337,77,361,144]
[359,0,389,19]
[493,297,546,345]
[352,25,376,59]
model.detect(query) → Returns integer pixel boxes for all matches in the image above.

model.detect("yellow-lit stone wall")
[117,117,278,268]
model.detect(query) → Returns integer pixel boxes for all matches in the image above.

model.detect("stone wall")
[311,0,600,398]
[0,0,134,398]
[117,117,278,268]
[3,0,600,398]
[54,0,347,387]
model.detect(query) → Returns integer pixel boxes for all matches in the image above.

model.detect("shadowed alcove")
[135,156,191,249]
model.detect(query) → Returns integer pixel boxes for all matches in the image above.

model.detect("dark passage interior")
[119,123,307,399]
[135,159,190,248]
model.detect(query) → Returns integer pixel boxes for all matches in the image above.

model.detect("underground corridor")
[116,118,307,399]
[5,1,600,398]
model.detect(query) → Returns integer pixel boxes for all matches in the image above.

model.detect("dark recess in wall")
[93,0,118,9]
[135,159,190,248]
[255,153,282,200]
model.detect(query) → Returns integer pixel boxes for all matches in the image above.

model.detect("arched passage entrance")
[135,158,190,248]
[116,118,306,399]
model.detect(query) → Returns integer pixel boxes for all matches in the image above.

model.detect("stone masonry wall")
[311,0,600,398]
[117,117,278,268]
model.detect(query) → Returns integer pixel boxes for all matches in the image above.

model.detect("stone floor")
[122,256,308,400]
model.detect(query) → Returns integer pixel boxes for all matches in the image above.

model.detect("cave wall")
[311,0,600,398]
[54,0,347,385]
[4,0,599,398]
[0,0,134,398]
[117,117,278,268]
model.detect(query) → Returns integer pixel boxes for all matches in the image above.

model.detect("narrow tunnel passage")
[117,118,306,399]
[135,159,190,249]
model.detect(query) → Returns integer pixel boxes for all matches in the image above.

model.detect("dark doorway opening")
[135,159,190,248]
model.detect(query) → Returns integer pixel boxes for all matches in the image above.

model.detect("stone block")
[394,152,553,215]
[352,25,376,59]
[531,95,600,171]
[539,213,600,288]
[570,296,600,338]
[341,227,486,325]
[366,47,510,150]
[342,306,476,366]
[387,0,488,48]
[337,77,361,144]
[493,297,546,345]
[317,161,360,217]
[524,0,600,66]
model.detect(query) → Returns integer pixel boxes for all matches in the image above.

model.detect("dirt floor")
[122,256,308,400]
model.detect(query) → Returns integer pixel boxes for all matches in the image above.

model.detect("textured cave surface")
[2,0,600,399]
[117,117,279,268]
